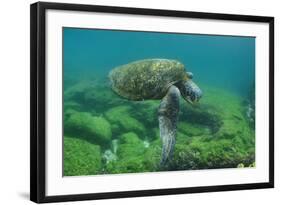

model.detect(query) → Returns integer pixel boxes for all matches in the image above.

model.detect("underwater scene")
[63,27,256,176]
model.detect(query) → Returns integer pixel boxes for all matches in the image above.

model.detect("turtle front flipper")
[158,85,180,167]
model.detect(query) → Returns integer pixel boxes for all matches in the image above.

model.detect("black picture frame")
[30,1,274,203]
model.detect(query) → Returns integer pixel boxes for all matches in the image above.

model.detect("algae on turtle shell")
[109,59,187,100]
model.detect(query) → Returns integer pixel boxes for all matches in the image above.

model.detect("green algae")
[65,111,112,146]
[63,80,255,176]
[117,132,146,158]
[105,132,147,173]
[178,122,210,136]
[64,137,102,176]
[105,106,146,136]
[170,85,255,170]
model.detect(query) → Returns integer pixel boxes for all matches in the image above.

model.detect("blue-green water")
[63,27,255,176]
[64,28,255,96]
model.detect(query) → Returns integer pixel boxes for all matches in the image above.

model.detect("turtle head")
[179,72,202,104]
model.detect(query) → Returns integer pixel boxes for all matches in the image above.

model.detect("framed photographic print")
[30,1,274,203]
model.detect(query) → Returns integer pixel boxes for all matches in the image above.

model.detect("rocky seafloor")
[63,77,255,176]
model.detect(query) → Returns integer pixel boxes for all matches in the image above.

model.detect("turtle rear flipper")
[158,85,180,167]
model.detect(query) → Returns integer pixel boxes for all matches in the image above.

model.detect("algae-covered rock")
[132,100,159,126]
[64,80,122,113]
[172,135,254,170]
[65,111,112,145]
[143,138,162,171]
[179,87,255,165]
[64,80,93,102]
[106,156,147,174]
[150,127,160,141]
[105,106,145,136]
[202,139,241,168]
[172,144,202,170]
[176,131,192,145]
[83,85,123,110]
[180,97,222,135]
[105,133,161,173]
[178,122,210,136]
[105,132,147,173]
[63,77,255,173]
[117,132,146,159]
[64,101,82,112]
[64,137,102,176]
[215,119,246,140]
[171,86,255,170]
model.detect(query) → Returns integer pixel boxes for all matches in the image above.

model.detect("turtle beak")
[182,80,202,105]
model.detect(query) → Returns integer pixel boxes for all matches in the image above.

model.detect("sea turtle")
[109,59,202,166]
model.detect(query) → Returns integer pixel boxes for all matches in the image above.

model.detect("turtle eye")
[186,72,193,79]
